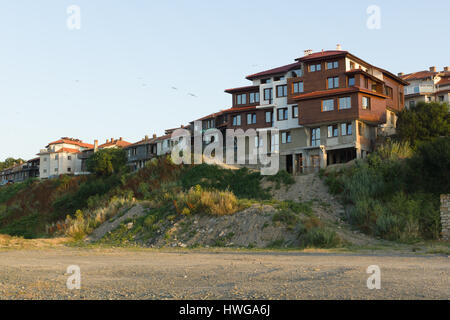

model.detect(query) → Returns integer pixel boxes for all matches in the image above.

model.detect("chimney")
[304,49,313,56]
[430,66,437,72]
[94,140,98,152]
[336,44,342,50]
[443,66,450,72]
[398,72,404,77]
[111,138,114,143]
[153,134,157,139]
[145,135,149,141]
[106,139,109,143]
[119,137,122,141]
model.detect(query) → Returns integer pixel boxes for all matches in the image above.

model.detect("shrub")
[266,170,295,189]
[174,185,239,216]
[86,148,128,176]
[297,217,342,248]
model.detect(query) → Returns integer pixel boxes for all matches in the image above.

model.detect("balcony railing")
[405,85,436,95]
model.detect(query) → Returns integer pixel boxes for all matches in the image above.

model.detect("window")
[364,77,369,89]
[348,77,355,87]
[341,123,352,136]
[292,81,304,94]
[277,108,288,120]
[249,92,260,103]
[310,63,321,72]
[236,93,246,105]
[274,76,285,81]
[439,95,444,102]
[55,155,59,160]
[261,78,272,84]
[350,62,355,69]
[328,125,338,138]
[43,169,47,173]
[362,96,371,110]
[67,167,71,172]
[311,128,320,147]
[327,61,339,69]
[247,113,256,124]
[292,105,298,118]
[43,158,47,162]
[67,155,72,160]
[390,112,395,125]
[358,122,363,136]
[281,132,292,144]
[276,85,287,97]
[232,115,241,126]
[265,111,273,123]
[339,97,351,110]
[54,168,58,172]
[322,99,334,112]
[385,86,393,98]
[327,77,339,89]
[426,96,432,102]
[264,88,273,103]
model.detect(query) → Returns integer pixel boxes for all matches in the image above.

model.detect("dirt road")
[0,248,448,300]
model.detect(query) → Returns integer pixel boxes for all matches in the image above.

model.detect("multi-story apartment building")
[125,135,158,171]
[37,138,94,179]
[0,158,40,185]
[194,47,408,174]
[399,66,450,108]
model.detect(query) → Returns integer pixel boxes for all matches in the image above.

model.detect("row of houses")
[1,47,448,183]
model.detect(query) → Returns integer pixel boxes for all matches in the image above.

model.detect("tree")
[396,101,450,146]
[86,148,127,176]
[0,158,25,170]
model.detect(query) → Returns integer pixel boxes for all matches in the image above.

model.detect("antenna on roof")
[336,44,342,50]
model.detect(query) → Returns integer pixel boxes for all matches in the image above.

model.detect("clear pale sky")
[0,0,449,160]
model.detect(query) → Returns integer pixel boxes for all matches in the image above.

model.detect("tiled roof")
[98,139,132,149]
[437,77,450,86]
[401,70,438,81]
[224,85,259,93]
[46,138,94,149]
[196,111,223,121]
[56,147,81,154]
[126,137,158,148]
[297,50,348,62]
[246,62,301,80]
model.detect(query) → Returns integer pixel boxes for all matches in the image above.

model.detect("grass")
[265,170,295,190]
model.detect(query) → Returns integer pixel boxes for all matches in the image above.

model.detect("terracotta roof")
[221,106,258,113]
[196,111,223,121]
[224,85,259,93]
[437,77,450,86]
[401,70,438,81]
[98,139,132,149]
[155,134,172,141]
[46,138,94,149]
[55,147,81,154]
[296,50,348,62]
[125,137,158,148]
[246,62,301,80]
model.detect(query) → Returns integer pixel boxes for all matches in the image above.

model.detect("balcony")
[405,85,436,95]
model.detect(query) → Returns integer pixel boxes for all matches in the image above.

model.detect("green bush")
[180,164,270,199]
[266,170,295,189]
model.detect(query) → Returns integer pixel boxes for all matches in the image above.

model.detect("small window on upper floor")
[291,69,302,77]
[261,78,272,84]
[309,63,321,72]
[274,76,285,81]
[362,96,371,110]
[249,92,260,104]
[276,85,287,97]
[327,77,339,89]
[292,81,304,94]
[327,125,338,138]
[292,105,298,118]
[327,61,339,69]
[348,76,355,87]
[277,108,288,121]
[236,93,247,105]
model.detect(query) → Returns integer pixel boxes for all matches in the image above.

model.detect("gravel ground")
[0,248,448,300]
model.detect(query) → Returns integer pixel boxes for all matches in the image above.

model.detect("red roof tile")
[246,62,301,80]
[401,70,438,81]
[47,138,94,149]
[297,50,347,62]
[56,147,81,154]
[98,139,132,149]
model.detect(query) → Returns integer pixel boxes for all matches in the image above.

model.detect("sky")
[0,0,449,160]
